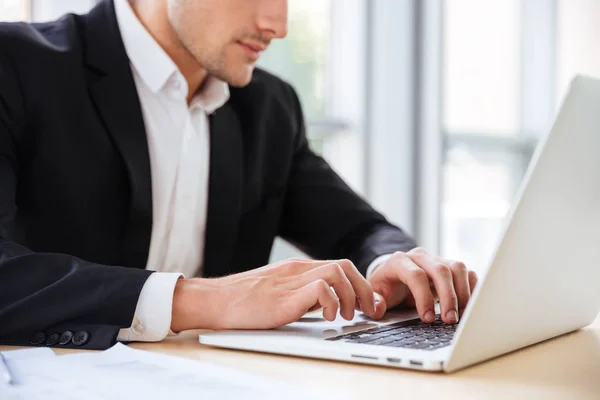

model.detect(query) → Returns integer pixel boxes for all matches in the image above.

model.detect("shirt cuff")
[366,254,394,279]
[117,272,183,342]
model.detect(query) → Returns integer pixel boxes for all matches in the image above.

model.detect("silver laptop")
[199,75,600,373]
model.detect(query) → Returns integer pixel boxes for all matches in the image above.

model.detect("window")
[257,0,329,122]
[444,0,520,136]
[257,1,369,196]
[556,0,600,101]
[441,0,523,271]
[258,0,368,262]
[1,0,99,23]
[442,143,525,271]
[258,0,332,262]
[0,0,29,21]
[435,0,600,274]
[439,0,555,272]
[257,0,346,160]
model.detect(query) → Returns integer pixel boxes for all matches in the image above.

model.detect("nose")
[256,0,288,39]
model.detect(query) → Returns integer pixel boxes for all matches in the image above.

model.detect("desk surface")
[2,315,599,399]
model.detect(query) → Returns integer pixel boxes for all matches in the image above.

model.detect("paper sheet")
[1,347,55,362]
[1,343,319,400]
[0,347,79,400]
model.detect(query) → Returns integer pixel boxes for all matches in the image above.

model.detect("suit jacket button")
[58,331,74,345]
[72,330,89,346]
[30,332,45,345]
[45,333,60,346]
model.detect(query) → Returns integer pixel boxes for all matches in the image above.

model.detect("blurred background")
[2,0,599,274]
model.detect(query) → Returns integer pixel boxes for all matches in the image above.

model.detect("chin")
[223,65,255,88]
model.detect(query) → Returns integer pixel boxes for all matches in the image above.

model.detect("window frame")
[415,0,558,256]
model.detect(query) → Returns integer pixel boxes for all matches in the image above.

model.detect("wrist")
[170,278,222,332]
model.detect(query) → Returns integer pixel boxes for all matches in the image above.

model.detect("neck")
[130,0,207,103]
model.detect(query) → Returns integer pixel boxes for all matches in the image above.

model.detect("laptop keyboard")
[325,316,457,351]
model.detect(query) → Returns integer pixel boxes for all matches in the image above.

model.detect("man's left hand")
[367,247,478,324]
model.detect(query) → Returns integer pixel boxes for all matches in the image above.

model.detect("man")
[0,0,477,350]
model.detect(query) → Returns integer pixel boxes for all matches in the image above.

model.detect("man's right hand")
[170,259,380,332]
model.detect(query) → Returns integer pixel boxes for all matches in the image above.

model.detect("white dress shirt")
[113,0,390,342]
[115,0,229,342]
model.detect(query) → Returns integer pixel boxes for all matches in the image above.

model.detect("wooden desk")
[2,315,599,399]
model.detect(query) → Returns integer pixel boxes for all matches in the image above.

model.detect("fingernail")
[447,310,458,323]
[424,310,435,323]
[373,298,381,312]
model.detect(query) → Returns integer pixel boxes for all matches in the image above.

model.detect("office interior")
[2,0,597,278]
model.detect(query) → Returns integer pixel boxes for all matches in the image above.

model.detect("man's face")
[166,0,288,87]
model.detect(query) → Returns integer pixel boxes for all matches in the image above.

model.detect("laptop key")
[404,343,429,349]
[325,315,458,347]
[375,325,404,333]
[348,336,380,344]
[369,332,397,340]
[368,337,400,346]
[388,341,414,348]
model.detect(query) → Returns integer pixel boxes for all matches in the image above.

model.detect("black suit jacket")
[0,0,417,349]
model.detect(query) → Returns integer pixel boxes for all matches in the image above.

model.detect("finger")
[355,298,362,312]
[286,259,375,319]
[234,258,327,279]
[385,254,436,323]
[294,279,339,321]
[290,263,356,320]
[444,259,471,313]
[307,304,321,312]
[356,292,387,318]
[372,292,387,320]
[335,259,376,318]
[409,249,459,324]
[468,270,478,293]
[276,259,343,276]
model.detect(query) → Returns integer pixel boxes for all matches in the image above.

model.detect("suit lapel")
[83,1,245,273]
[202,103,244,277]
[88,75,152,269]
[84,1,153,268]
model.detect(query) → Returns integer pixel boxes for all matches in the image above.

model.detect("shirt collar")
[114,0,230,111]
[114,0,177,93]
[190,77,230,114]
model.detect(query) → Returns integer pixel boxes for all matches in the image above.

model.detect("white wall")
[31,0,97,22]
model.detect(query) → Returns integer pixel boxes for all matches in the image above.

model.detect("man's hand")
[367,247,478,324]
[170,259,380,332]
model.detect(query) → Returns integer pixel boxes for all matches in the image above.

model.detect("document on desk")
[1,343,319,400]
[0,347,85,400]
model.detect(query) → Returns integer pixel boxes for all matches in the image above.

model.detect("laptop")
[199,75,600,372]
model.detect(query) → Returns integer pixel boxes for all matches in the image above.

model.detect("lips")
[237,41,267,62]
[239,41,267,53]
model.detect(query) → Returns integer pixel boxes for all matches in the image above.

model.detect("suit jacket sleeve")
[278,83,418,276]
[0,51,152,350]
